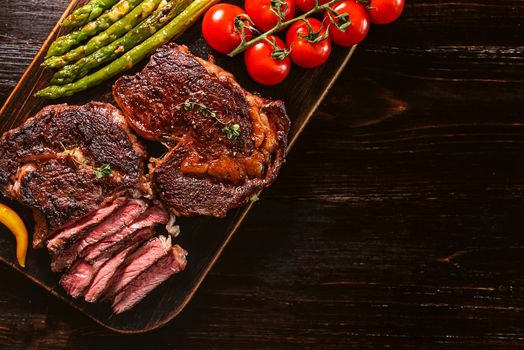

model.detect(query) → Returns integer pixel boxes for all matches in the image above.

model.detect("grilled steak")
[112,244,187,314]
[81,204,169,262]
[47,198,126,255]
[105,235,172,298]
[61,228,154,298]
[113,44,290,217]
[83,242,140,303]
[0,102,148,247]
[51,198,148,272]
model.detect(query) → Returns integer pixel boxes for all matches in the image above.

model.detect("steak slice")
[112,245,187,314]
[81,204,169,262]
[82,244,138,302]
[83,228,155,302]
[47,198,125,255]
[104,235,172,299]
[61,228,154,298]
[51,198,148,272]
[0,102,148,247]
[113,44,290,217]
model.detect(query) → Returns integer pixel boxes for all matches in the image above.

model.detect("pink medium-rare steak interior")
[50,198,148,272]
[60,227,154,298]
[105,235,172,298]
[81,204,169,262]
[112,244,187,314]
[47,198,126,255]
[83,230,151,303]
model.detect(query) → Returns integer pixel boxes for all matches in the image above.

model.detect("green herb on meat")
[178,98,241,139]
[222,123,241,139]
[95,164,113,178]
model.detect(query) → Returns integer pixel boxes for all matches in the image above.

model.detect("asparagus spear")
[50,0,190,85]
[43,0,163,69]
[61,0,119,29]
[46,0,145,58]
[36,0,219,99]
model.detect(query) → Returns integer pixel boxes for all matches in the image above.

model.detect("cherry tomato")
[202,4,253,54]
[367,0,404,24]
[285,18,331,68]
[295,0,329,12]
[245,0,296,32]
[324,0,370,47]
[244,36,291,85]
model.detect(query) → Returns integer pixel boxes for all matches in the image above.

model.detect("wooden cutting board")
[0,0,355,333]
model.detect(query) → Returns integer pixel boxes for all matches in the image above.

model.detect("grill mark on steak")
[81,204,169,263]
[51,198,148,272]
[0,102,148,247]
[19,158,106,242]
[112,244,187,314]
[113,44,290,217]
[47,198,126,255]
[60,227,154,299]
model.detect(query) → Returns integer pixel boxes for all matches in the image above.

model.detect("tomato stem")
[356,0,375,10]
[227,0,339,57]
[298,18,330,44]
[264,36,292,60]
[270,0,289,24]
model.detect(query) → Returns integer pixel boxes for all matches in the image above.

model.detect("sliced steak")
[113,44,290,217]
[51,198,148,272]
[81,204,169,262]
[83,227,155,302]
[112,245,187,314]
[0,102,147,247]
[47,198,125,255]
[104,235,172,298]
[82,244,138,302]
[60,228,154,298]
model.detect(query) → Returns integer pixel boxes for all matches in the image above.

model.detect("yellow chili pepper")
[0,203,28,267]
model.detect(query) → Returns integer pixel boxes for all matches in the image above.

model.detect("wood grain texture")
[0,0,523,347]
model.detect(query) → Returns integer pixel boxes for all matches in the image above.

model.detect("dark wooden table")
[1,0,523,348]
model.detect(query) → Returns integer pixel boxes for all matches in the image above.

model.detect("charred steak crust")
[113,44,290,217]
[0,102,148,246]
[46,198,126,255]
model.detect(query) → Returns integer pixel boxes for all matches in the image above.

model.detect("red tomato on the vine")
[245,0,296,32]
[285,18,331,68]
[202,4,253,54]
[295,0,329,12]
[325,0,370,47]
[244,36,291,85]
[367,0,404,24]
